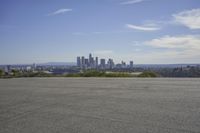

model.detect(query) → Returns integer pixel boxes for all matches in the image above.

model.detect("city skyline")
[76,53,134,69]
[1,0,200,64]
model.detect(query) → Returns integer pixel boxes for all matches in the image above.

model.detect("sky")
[0,0,200,64]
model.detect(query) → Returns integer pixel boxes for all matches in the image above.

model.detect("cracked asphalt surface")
[0,78,200,133]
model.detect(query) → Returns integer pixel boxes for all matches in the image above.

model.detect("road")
[0,78,200,133]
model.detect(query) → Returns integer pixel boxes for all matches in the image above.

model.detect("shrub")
[105,72,131,77]
[81,70,105,77]
[0,69,4,77]
[137,71,158,77]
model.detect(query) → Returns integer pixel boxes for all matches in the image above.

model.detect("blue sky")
[0,0,200,64]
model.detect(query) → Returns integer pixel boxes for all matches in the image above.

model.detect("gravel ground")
[0,78,200,133]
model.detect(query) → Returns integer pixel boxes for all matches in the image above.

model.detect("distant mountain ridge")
[134,64,200,68]
[38,62,76,66]
[0,63,199,67]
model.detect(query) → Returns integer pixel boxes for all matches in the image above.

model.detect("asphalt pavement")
[0,78,200,133]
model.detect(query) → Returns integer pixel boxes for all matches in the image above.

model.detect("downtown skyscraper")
[77,53,134,70]
[77,53,99,69]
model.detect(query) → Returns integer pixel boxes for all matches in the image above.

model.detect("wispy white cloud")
[72,30,133,36]
[145,35,200,49]
[120,35,200,63]
[120,0,146,5]
[48,8,72,16]
[125,8,200,32]
[126,24,160,31]
[173,8,200,29]
[140,34,200,63]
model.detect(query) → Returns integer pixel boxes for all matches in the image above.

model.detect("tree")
[0,69,4,77]
[138,71,158,77]
[11,69,20,77]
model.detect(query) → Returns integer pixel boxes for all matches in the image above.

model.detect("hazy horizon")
[1,0,200,64]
